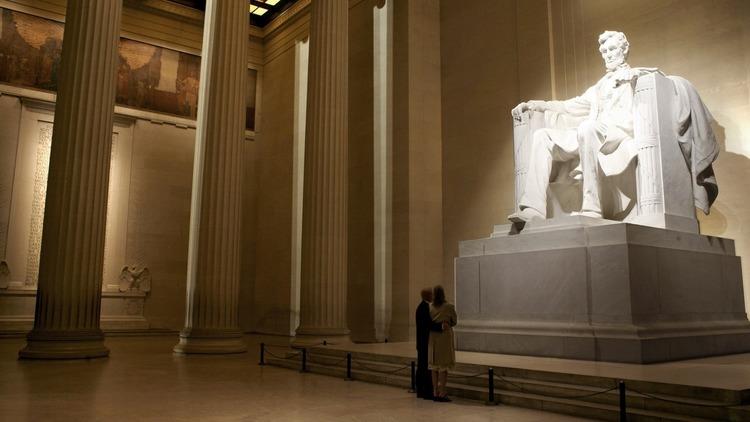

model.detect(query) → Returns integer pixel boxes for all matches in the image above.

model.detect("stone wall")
[251,15,305,335]
[2,0,747,338]
[0,0,263,332]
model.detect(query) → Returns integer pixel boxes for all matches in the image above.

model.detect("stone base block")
[173,328,247,354]
[454,216,750,363]
[293,327,351,348]
[18,329,109,359]
[0,289,149,332]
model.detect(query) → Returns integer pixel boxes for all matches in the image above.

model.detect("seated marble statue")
[508,31,718,232]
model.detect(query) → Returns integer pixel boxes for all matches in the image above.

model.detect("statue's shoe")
[571,210,603,219]
[508,208,545,223]
[569,165,583,181]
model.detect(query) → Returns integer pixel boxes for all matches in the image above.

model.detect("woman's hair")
[433,285,446,307]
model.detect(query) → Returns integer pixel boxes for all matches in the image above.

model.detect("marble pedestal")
[454,216,750,363]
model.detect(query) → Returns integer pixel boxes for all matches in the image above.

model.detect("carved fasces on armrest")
[632,72,699,233]
[512,111,531,212]
[512,110,547,212]
[633,73,662,215]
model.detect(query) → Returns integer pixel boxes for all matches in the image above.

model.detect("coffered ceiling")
[167,0,299,27]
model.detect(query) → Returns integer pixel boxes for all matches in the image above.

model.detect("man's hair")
[433,285,447,307]
[598,30,629,58]
[420,288,432,301]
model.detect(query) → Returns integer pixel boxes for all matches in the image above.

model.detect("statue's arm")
[512,83,595,120]
[512,92,591,119]
[511,100,553,118]
[559,85,596,117]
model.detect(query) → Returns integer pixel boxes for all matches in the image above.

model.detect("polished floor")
[0,335,593,422]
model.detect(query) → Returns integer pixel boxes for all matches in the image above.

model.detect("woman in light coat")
[428,285,457,402]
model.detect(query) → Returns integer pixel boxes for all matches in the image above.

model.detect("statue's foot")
[508,208,545,223]
[571,210,603,219]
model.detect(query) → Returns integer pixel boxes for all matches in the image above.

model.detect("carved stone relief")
[102,133,119,290]
[0,98,146,332]
[24,122,52,286]
[119,265,151,293]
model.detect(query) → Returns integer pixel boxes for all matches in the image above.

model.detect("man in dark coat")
[415,288,443,399]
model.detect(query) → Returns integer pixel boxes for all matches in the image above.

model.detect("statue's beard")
[605,59,626,71]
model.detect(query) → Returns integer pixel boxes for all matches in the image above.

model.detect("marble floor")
[0,335,593,422]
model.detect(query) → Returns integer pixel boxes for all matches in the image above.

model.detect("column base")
[19,329,109,359]
[293,327,350,348]
[173,328,247,354]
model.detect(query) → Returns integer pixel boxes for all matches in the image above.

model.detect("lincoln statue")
[509,31,659,222]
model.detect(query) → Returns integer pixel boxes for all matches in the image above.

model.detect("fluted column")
[19,0,122,359]
[295,0,350,344]
[173,0,248,354]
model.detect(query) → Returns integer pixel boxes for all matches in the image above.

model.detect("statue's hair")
[598,30,629,57]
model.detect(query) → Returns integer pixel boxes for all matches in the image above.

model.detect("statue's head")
[598,31,629,71]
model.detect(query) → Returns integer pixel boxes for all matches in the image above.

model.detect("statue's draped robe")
[669,75,719,213]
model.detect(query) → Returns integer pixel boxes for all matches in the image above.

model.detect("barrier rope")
[261,342,328,362]
[493,372,619,400]
[447,371,486,381]
[626,386,743,408]
[351,360,411,376]
[264,345,741,410]
[264,344,407,377]
[264,342,326,349]
[264,348,301,360]
[313,356,348,368]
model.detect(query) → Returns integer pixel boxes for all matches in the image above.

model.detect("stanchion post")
[486,367,497,405]
[301,348,308,373]
[259,342,265,366]
[346,353,352,381]
[619,380,627,422]
[409,361,416,393]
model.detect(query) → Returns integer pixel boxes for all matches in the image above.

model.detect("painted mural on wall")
[0,8,201,119]
[0,7,259,130]
[0,9,63,91]
[116,38,201,119]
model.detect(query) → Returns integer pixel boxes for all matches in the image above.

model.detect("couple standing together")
[415,285,458,402]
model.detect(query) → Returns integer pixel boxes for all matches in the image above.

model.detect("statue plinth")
[454,216,750,363]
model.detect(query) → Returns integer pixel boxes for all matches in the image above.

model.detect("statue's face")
[599,36,627,71]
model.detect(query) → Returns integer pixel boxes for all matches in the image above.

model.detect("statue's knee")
[532,129,553,149]
[577,121,600,145]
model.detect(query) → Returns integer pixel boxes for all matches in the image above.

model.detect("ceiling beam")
[249,0,282,13]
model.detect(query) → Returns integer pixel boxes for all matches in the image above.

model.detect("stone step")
[267,356,720,422]
[308,347,745,405]
[265,347,750,422]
